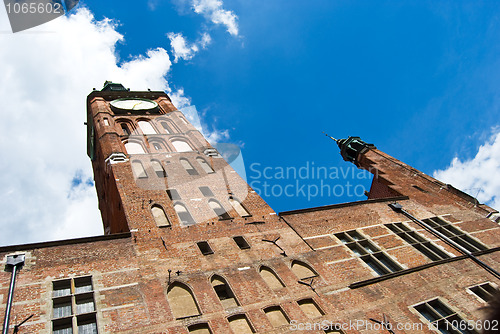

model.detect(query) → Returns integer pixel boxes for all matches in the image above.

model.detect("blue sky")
[0,0,499,245]
[82,0,500,210]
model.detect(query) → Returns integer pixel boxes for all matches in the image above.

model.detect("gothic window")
[196,157,214,174]
[335,230,402,276]
[264,306,289,328]
[259,266,285,289]
[138,120,157,134]
[187,323,212,334]
[385,222,450,261]
[131,160,147,179]
[172,139,192,152]
[174,203,196,226]
[291,260,318,280]
[210,275,239,308]
[151,160,167,177]
[208,199,231,220]
[414,298,475,334]
[229,197,250,217]
[125,142,145,154]
[233,236,250,249]
[297,299,324,319]
[151,205,170,227]
[121,123,131,136]
[180,158,199,175]
[52,276,97,334]
[167,283,200,319]
[161,122,171,134]
[228,314,255,334]
[422,217,488,253]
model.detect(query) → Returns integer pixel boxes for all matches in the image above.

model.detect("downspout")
[2,254,25,334]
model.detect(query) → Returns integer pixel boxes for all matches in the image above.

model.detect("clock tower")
[86,81,281,243]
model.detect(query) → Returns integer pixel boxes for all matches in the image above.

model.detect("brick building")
[1,83,499,333]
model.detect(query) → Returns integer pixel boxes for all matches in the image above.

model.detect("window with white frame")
[413,298,477,334]
[469,282,498,302]
[52,276,98,334]
[335,230,402,275]
[385,222,451,261]
[422,217,488,253]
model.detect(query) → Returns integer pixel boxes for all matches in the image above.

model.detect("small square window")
[76,294,95,314]
[53,280,71,298]
[197,241,214,255]
[53,318,73,334]
[167,189,181,201]
[74,277,93,294]
[233,236,250,249]
[53,298,72,319]
[77,314,98,334]
[199,187,214,197]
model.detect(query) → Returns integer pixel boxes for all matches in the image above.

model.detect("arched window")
[228,314,255,334]
[131,160,147,179]
[151,160,167,177]
[161,122,171,134]
[210,275,239,308]
[264,306,289,328]
[172,140,192,152]
[138,120,157,134]
[297,299,324,319]
[180,158,198,175]
[259,266,285,289]
[208,199,231,220]
[167,283,200,319]
[125,142,145,154]
[291,260,318,280]
[187,323,212,334]
[121,123,131,136]
[229,197,250,217]
[151,205,170,227]
[197,157,214,174]
[152,143,162,151]
[174,203,196,226]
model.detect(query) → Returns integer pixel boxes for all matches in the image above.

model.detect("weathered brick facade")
[1,86,499,333]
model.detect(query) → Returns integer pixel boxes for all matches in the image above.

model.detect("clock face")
[110,98,158,112]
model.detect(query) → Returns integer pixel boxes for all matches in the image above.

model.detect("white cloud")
[433,130,500,211]
[192,0,239,36]
[200,32,212,48]
[167,32,212,63]
[167,32,199,62]
[0,7,190,246]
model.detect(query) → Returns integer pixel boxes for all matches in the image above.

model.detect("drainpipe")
[2,254,25,334]
[388,203,500,279]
